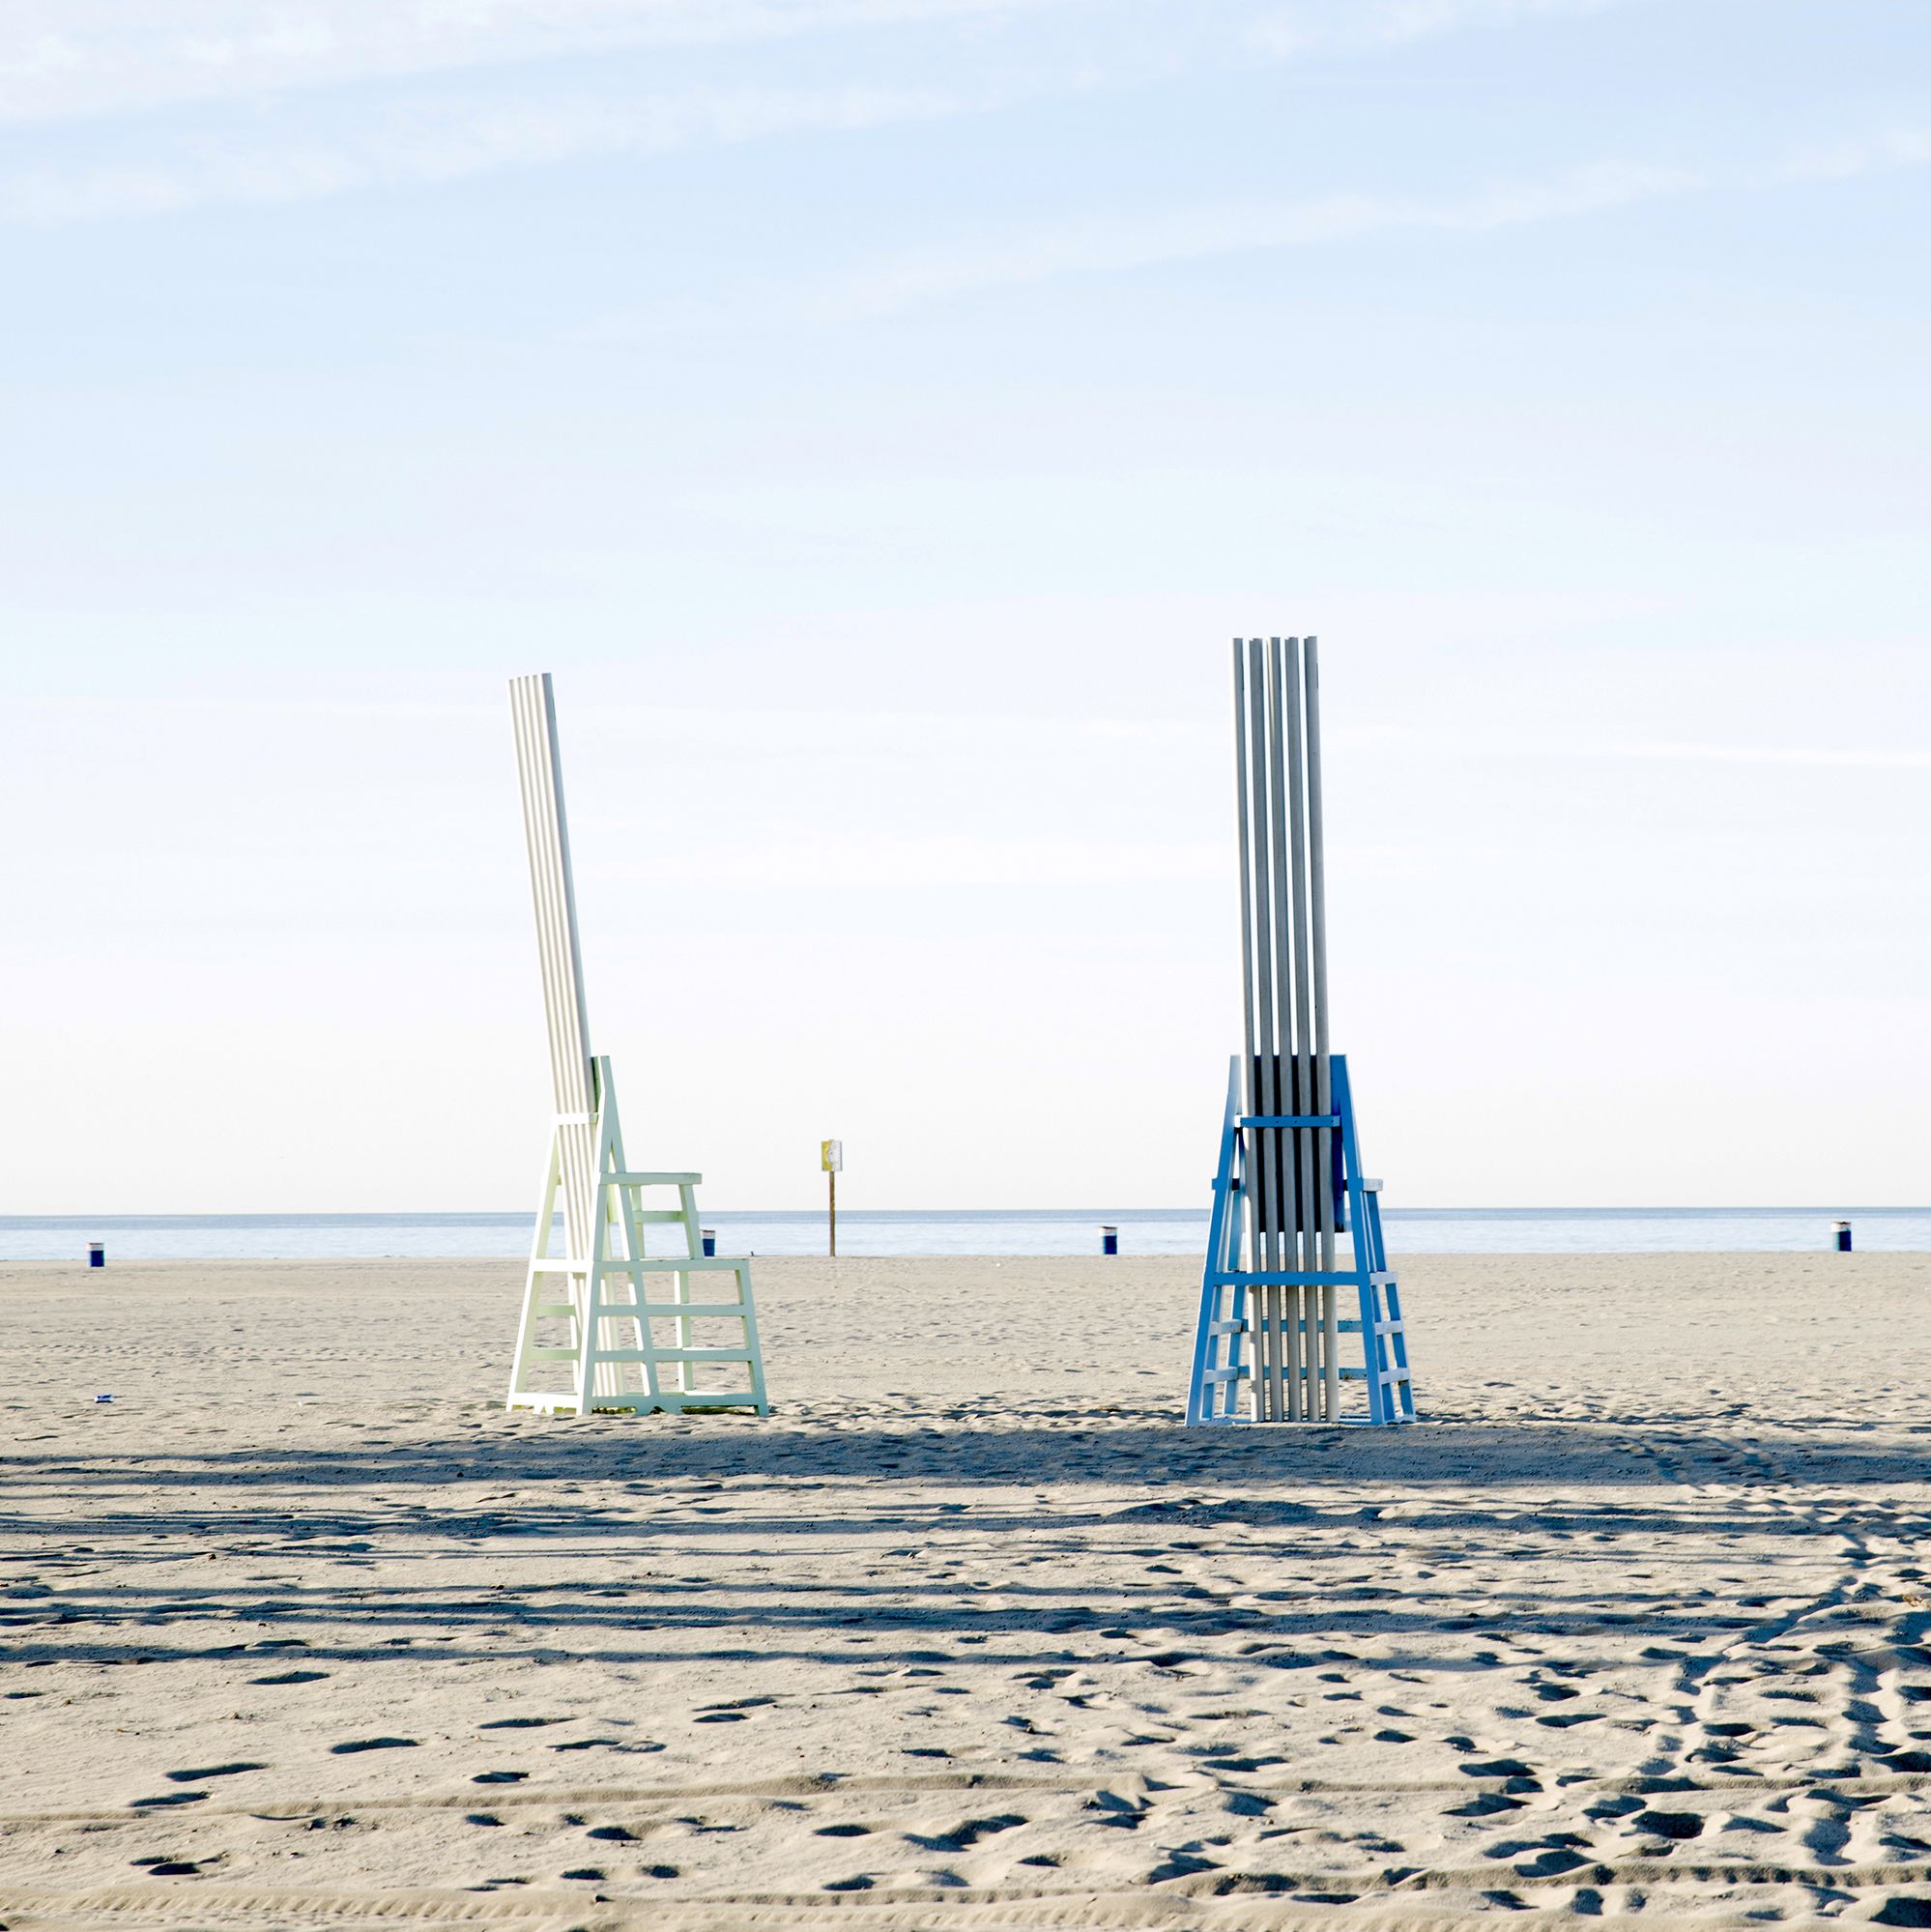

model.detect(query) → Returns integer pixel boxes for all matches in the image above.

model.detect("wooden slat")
[591,1304,747,1320]
[588,1348,755,1365]
[615,1256,747,1274]
[509,672,595,1262]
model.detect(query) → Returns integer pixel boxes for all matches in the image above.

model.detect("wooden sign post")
[821,1139,843,1257]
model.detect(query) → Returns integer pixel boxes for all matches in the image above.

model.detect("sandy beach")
[3,1252,1929,1929]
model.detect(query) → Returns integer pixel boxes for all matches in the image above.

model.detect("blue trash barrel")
[1834,1221,1853,1253]
[88,1243,104,1269]
[1101,1225,1119,1256]
[702,1227,717,1258]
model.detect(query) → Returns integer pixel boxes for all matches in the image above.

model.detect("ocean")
[1,1206,1925,1261]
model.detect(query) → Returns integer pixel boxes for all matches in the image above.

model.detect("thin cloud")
[1,0,1645,130]
[1781,125,1931,184]
[793,159,1694,321]
[573,160,1691,340]
[15,689,1203,754]
[573,126,1924,333]
[1249,0,1632,57]
[0,0,1079,128]
[1608,742,1931,771]
[0,82,970,223]
[581,829,1418,887]
[591,832,1222,889]
[0,0,1679,225]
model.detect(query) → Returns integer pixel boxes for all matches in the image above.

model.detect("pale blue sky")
[4,0,1926,1213]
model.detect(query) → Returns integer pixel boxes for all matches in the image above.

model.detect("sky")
[2,0,1926,1215]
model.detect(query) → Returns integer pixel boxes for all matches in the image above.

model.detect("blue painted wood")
[1185,1058,1250,1424]
[1185,1051,1417,1427]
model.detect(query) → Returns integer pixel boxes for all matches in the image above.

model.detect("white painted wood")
[1304,635,1340,1422]
[1218,634,1349,1425]
[1264,638,1297,1422]
[1245,638,1282,1422]
[1283,641,1321,1417]
[508,673,597,1266]
[504,675,768,1421]
[1230,641,1262,1419]
[505,1057,768,1417]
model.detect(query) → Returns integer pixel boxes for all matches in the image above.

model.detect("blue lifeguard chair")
[1185,1053,1414,1425]
[1184,636,1417,1427]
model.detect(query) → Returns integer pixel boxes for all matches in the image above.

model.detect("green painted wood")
[506,1055,768,1419]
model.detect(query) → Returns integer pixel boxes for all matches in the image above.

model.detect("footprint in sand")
[472,1771,529,1784]
[251,1670,328,1685]
[331,1738,418,1754]
[816,1825,872,1838]
[164,1762,266,1783]
[694,1696,777,1722]
[479,1716,564,1730]
[1446,1792,1525,1819]
[1086,1791,1150,1831]
[1146,1851,1220,1883]
[1632,1810,1704,1840]
[905,1815,1025,1853]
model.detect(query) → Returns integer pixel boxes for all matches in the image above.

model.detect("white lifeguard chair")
[503,674,767,1417]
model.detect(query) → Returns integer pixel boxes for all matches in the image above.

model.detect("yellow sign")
[821,1139,843,1173]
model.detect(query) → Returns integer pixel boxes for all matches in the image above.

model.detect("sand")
[3,1251,1930,1930]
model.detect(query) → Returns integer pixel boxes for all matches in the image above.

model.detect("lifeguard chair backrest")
[1246,1053,1346,1234]
[508,673,597,1261]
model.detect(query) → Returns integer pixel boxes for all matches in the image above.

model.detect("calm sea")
[1,1207,1925,1261]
